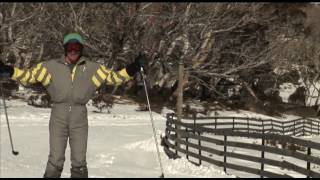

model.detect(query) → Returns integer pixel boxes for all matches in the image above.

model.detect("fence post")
[198,131,202,166]
[193,113,200,164]
[311,120,313,135]
[193,113,196,134]
[303,119,305,136]
[186,127,189,160]
[232,117,235,131]
[271,120,273,133]
[307,147,311,178]
[224,135,227,173]
[175,122,178,155]
[282,122,285,135]
[215,116,217,135]
[262,119,264,134]
[247,118,249,135]
[294,120,296,136]
[261,135,265,178]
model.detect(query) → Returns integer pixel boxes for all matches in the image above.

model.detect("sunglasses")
[65,43,82,52]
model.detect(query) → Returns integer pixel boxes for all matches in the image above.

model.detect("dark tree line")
[1,3,319,116]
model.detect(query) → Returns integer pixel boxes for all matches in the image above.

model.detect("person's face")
[65,43,82,64]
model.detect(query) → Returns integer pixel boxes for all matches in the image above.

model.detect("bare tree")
[0,2,315,114]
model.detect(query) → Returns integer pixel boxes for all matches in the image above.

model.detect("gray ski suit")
[11,56,132,178]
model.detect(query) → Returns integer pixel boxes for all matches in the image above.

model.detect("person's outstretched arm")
[91,54,146,88]
[0,61,51,87]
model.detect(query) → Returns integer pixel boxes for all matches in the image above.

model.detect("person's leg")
[68,106,89,178]
[69,125,88,178]
[43,118,69,178]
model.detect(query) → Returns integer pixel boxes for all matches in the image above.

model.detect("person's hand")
[134,53,147,71]
[0,61,14,78]
[0,61,5,69]
[126,53,148,77]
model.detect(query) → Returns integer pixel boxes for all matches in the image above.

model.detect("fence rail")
[162,113,320,178]
[180,114,320,136]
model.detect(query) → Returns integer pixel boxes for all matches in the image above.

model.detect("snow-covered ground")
[0,99,232,178]
[0,80,319,178]
[1,99,319,178]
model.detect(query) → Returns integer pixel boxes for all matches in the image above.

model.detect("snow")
[0,99,233,178]
[279,83,298,103]
[278,81,320,106]
[1,85,319,177]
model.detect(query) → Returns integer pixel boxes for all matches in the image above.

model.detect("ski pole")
[0,82,19,156]
[140,67,165,178]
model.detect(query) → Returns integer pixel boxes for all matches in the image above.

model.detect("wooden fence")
[162,113,320,178]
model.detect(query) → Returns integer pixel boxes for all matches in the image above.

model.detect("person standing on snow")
[0,32,146,178]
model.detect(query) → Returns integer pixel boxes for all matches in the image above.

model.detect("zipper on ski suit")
[68,63,78,112]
